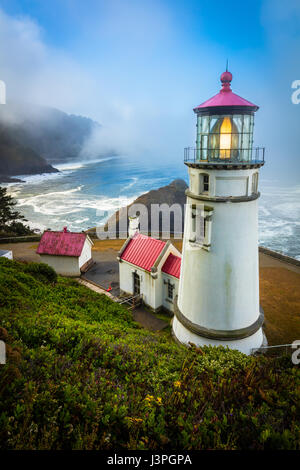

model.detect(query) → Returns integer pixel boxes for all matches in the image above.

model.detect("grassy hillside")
[0,257,299,450]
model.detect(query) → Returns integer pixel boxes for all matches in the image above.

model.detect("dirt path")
[132,308,168,332]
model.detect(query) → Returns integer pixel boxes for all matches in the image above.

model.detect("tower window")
[189,204,213,251]
[203,174,209,192]
[200,173,209,193]
[203,218,207,238]
[252,173,258,193]
[191,204,196,234]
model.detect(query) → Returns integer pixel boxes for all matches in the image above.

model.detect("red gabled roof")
[120,233,166,271]
[162,253,181,279]
[37,230,87,257]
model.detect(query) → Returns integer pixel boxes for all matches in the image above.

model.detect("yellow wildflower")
[144,395,154,402]
[126,417,143,423]
[174,381,181,388]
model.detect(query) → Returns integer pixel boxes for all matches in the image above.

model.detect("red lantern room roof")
[193,70,259,113]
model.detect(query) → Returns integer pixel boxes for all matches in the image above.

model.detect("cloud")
[0,3,216,161]
[1,1,297,179]
[0,3,185,160]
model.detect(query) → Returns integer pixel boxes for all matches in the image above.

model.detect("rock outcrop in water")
[100,179,188,237]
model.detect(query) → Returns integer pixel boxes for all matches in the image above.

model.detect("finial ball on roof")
[220,70,232,83]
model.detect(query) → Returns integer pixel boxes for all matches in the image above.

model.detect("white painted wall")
[172,316,263,355]
[119,242,181,312]
[154,244,181,310]
[188,167,258,198]
[119,261,157,308]
[162,273,179,312]
[175,167,262,354]
[39,236,93,277]
[78,238,92,268]
[39,254,81,276]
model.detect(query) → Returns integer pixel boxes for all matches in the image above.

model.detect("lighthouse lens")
[209,116,239,159]
[220,117,232,158]
[196,113,254,162]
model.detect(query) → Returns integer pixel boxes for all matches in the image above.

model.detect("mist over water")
[4,156,300,260]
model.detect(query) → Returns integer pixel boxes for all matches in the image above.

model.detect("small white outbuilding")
[118,233,181,313]
[37,227,94,277]
[0,249,13,260]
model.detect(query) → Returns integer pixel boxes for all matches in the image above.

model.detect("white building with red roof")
[118,232,181,313]
[37,227,94,276]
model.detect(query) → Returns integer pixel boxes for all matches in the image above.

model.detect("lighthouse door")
[133,272,140,295]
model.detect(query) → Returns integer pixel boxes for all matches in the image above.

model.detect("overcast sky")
[0,0,299,182]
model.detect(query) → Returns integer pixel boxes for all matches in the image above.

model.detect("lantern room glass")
[196,113,254,162]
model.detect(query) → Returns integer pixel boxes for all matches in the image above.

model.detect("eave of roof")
[162,253,181,279]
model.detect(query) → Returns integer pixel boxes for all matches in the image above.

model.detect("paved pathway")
[81,257,120,296]
[132,308,169,332]
[77,278,118,301]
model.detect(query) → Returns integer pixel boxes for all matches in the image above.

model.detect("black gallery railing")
[184,147,265,164]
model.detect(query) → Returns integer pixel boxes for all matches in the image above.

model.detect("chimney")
[128,216,139,237]
[63,227,68,233]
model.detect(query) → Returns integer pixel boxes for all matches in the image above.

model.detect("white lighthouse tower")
[173,69,265,355]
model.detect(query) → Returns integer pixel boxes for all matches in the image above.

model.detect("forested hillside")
[0,102,104,181]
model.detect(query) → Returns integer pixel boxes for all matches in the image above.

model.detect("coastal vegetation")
[0,257,299,450]
[0,187,33,237]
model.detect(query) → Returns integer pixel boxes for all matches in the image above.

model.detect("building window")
[167,280,174,300]
[200,173,209,193]
[252,173,258,194]
[133,272,140,295]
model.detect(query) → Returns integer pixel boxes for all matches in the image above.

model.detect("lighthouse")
[172,70,265,355]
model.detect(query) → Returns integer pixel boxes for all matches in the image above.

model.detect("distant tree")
[0,186,32,235]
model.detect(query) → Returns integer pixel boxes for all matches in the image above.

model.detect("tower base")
[172,316,264,356]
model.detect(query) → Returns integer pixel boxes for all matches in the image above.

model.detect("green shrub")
[0,258,299,450]
[24,262,57,284]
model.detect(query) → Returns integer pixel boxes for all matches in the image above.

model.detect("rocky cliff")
[0,123,58,182]
[102,178,188,237]
[0,101,105,182]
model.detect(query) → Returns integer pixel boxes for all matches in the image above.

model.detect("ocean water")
[4,156,300,260]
